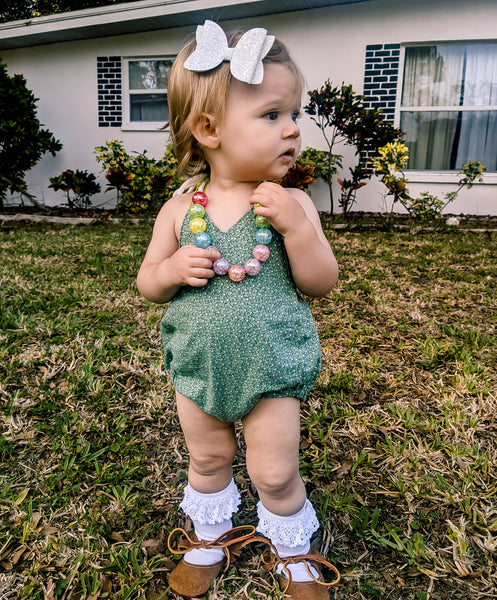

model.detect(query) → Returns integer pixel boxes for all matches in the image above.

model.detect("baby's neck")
[203,178,258,232]
[206,178,260,200]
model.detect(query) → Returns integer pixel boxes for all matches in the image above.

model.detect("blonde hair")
[168,28,303,177]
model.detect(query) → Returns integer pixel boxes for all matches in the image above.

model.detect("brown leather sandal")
[167,525,257,598]
[261,544,341,600]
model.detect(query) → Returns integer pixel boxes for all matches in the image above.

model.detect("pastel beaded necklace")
[188,182,273,282]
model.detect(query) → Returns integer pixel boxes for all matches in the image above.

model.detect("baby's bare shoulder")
[153,192,191,239]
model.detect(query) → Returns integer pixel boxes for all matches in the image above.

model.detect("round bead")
[194,232,212,248]
[228,265,246,282]
[189,203,205,219]
[192,191,208,206]
[255,215,271,229]
[213,257,230,275]
[184,185,268,282]
[255,228,273,245]
[244,258,261,276]
[189,217,207,234]
[253,244,270,262]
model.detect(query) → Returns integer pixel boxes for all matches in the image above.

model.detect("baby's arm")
[136,195,220,304]
[251,182,338,297]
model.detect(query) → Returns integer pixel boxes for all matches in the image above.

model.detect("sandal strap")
[260,544,341,593]
[167,525,257,570]
[167,526,341,591]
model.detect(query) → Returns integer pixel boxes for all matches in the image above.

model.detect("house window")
[400,43,497,171]
[123,58,173,130]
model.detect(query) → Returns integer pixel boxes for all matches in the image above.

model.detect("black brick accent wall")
[97,56,122,127]
[363,44,400,122]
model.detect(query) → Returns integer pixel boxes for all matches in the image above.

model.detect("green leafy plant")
[48,169,101,209]
[297,146,342,197]
[407,193,445,222]
[94,140,184,215]
[372,141,487,222]
[0,59,62,208]
[304,81,401,216]
[1,1,130,23]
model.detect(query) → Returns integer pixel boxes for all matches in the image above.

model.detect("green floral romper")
[161,209,321,422]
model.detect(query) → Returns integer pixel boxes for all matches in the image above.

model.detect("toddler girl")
[137,20,340,600]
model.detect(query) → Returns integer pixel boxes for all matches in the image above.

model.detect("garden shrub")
[0,59,62,208]
[297,147,342,196]
[94,140,184,215]
[277,159,317,191]
[304,81,402,216]
[372,141,486,222]
[48,169,101,209]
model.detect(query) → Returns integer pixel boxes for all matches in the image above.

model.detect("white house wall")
[2,0,497,214]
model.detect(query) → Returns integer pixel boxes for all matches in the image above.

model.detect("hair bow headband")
[183,20,275,85]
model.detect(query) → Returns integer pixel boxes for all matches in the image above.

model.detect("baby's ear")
[192,113,220,149]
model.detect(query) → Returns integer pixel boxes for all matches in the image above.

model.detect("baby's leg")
[243,397,321,586]
[242,396,305,515]
[176,391,237,492]
[173,392,241,569]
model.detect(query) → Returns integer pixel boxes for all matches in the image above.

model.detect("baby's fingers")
[173,245,220,287]
[186,256,218,286]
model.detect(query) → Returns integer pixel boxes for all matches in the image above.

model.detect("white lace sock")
[257,500,320,582]
[179,479,241,566]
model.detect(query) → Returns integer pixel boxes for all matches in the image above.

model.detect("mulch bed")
[2,205,497,230]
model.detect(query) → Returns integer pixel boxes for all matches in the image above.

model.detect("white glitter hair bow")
[183,20,275,85]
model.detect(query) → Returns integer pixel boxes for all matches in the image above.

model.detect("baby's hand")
[168,245,220,288]
[250,182,307,236]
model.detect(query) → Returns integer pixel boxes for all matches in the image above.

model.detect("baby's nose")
[283,117,300,138]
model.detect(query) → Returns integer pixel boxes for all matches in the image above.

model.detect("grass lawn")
[0,218,496,600]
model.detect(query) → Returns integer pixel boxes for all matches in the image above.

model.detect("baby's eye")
[292,110,302,122]
[264,111,278,121]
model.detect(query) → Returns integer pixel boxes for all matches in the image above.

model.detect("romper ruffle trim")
[180,479,241,525]
[256,499,319,547]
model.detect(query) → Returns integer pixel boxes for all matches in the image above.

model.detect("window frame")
[121,56,173,131]
[395,41,497,180]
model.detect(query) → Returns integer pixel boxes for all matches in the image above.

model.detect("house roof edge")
[0,0,376,50]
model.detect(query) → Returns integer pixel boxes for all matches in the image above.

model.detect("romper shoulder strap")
[172,174,206,197]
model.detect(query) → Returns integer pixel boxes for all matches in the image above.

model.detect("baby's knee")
[189,445,237,478]
[249,462,300,499]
